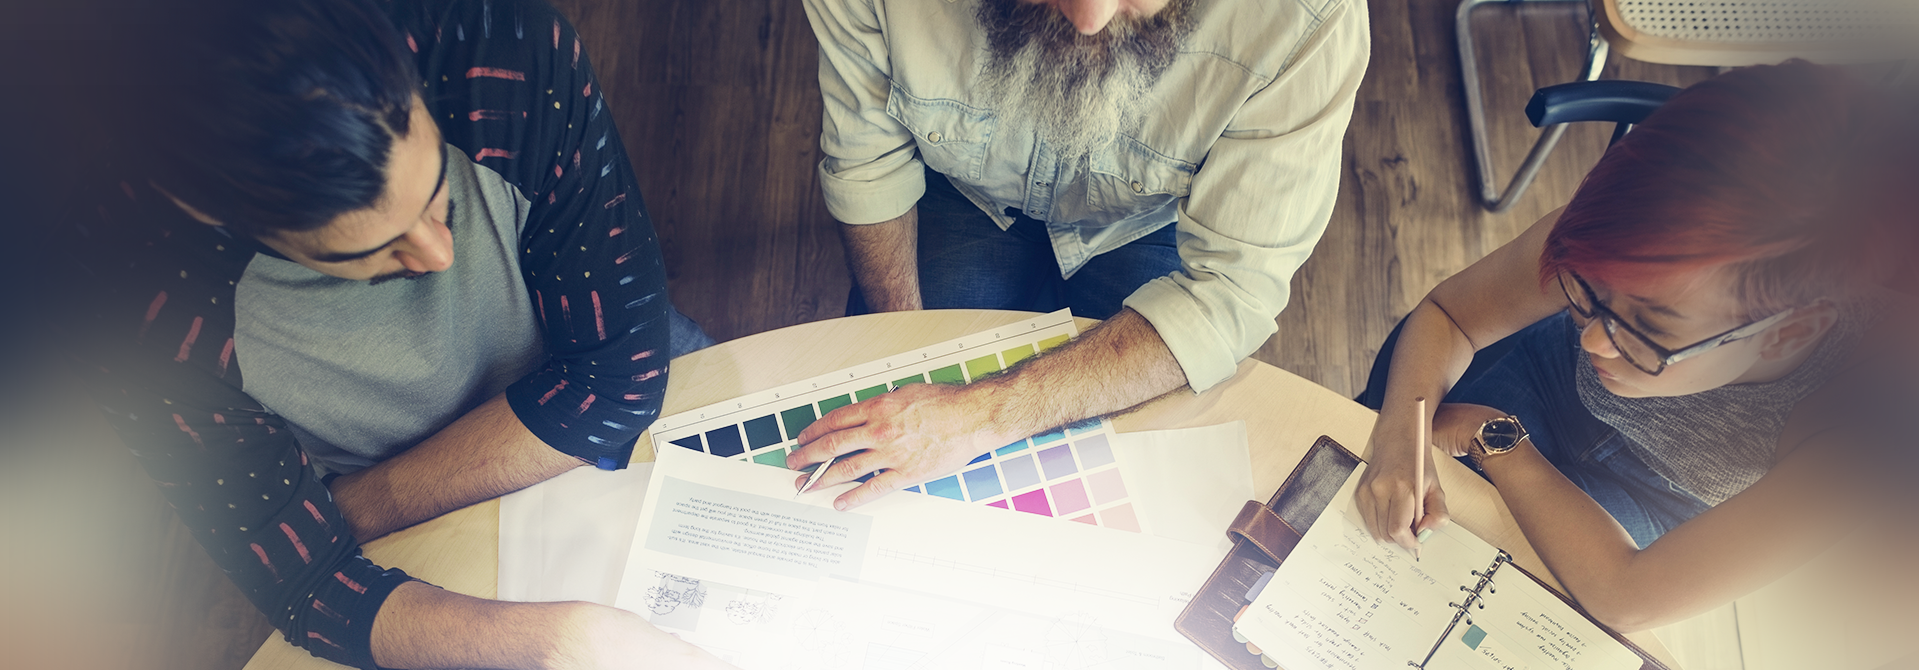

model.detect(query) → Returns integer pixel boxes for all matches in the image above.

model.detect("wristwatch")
[1468,415,1529,465]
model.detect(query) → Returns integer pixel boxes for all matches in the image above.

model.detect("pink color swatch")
[987,499,1009,509]
[1087,468,1128,505]
[1010,489,1052,516]
[1099,503,1142,533]
[1049,479,1091,516]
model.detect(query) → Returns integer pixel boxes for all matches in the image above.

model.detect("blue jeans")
[666,304,715,359]
[847,171,1181,319]
[1357,313,1709,548]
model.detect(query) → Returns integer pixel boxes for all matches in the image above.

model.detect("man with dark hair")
[62,0,729,667]
[787,0,1370,509]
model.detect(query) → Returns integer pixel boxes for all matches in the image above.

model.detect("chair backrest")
[1596,0,1914,66]
[1526,81,1679,127]
[1525,80,1681,145]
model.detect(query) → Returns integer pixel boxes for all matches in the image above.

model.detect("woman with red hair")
[1353,60,1913,632]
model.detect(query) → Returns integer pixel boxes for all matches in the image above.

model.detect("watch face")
[1480,418,1522,451]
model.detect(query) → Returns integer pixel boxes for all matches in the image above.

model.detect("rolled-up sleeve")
[1125,0,1370,392]
[803,0,926,224]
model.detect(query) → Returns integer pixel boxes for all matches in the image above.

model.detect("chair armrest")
[1526,80,1682,128]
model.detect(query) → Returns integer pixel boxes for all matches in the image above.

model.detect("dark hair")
[1539,60,1917,318]
[114,0,421,239]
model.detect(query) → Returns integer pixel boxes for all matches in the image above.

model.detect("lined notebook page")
[1423,569,1642,670]
[1236,464,1503,670]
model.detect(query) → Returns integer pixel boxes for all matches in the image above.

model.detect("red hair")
[1540,60,1917,316]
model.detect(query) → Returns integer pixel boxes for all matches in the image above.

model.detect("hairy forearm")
[331,393,583,542]
[966,309,1188,439]
[370,581,574,670]
[840,208,921,312]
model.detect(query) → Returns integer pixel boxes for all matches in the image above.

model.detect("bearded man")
[789,0,1371,510]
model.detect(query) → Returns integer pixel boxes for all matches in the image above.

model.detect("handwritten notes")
[645,476,872,581]
[1424,573,1642,670]
[1233,465,1642,670]
[1237,465,1490,669]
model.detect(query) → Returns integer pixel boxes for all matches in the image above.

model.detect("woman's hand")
[1356,411,1452,553]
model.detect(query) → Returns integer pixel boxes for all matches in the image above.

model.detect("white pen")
[794,454,839,499]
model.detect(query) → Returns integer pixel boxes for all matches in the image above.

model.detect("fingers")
[1384,494,1422,552]
[810,448,887,491]
[794,398,878,445]
[834,468,911,511]
[785,426,870,470]
[1416,480,1453,534]
[1354,485,1381,542]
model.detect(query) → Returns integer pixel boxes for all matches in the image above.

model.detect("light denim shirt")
[804,0,1370,392]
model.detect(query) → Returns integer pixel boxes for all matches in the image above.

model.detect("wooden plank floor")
[123,0,1712,668]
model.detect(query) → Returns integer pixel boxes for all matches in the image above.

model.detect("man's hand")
[786,382,1021,510]
[370,582,738,670]
[546,602,738,670]
[785,309,1189,512]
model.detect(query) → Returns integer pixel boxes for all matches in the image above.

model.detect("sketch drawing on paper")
[642,573,706,615]
[1043,612,1113,668]
[789,609,856,670]
[724,593,781,625]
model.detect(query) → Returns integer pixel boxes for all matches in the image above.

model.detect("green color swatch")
[818,394,855,414]
[752,449,790,468]
[964,355,1002,380]
[892,374,927,389]
[854,384,889,401]
[779,405,817,439]
[743,415,782,449]
[1001,344,1036,366]
[927,364,965,385]
[1461,625,1487,650]
[1038,335,1069,351]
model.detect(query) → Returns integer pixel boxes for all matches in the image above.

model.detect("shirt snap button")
[927,131,943,143]
[1130,181,1144,193]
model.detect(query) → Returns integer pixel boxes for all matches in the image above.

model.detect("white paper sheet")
[614,445,1229,669]
[1109,421,1256,553]
[497,462,652,605]
[499,422,1257,613]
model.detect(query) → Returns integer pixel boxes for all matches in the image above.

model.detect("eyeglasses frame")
[1556,271,1795,376]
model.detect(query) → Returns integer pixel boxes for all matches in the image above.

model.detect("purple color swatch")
[1038,445,1077,480]
[1075,434,1115,468]
[1002,454,1041,490]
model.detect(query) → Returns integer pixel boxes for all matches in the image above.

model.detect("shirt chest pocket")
[1087,137,1197,215]
[887,85,996,182]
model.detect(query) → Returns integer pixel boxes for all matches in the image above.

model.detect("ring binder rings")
[1411,550,1511,668]
[1174,436,1668,670]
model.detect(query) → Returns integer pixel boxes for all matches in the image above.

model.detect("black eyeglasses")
[1557,271,1793,376]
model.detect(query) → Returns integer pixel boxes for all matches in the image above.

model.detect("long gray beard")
[976,0,1194,164]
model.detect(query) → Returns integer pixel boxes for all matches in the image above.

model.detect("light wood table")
[243,309,1677,669]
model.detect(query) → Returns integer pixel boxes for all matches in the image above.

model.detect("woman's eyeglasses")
[1557,271,1793,376]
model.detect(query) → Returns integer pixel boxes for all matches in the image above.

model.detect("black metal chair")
[1476,79,1681,212]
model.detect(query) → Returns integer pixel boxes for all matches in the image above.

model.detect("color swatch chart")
[648,310,1147,533]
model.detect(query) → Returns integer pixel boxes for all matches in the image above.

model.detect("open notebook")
[1175,436,1665,670]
